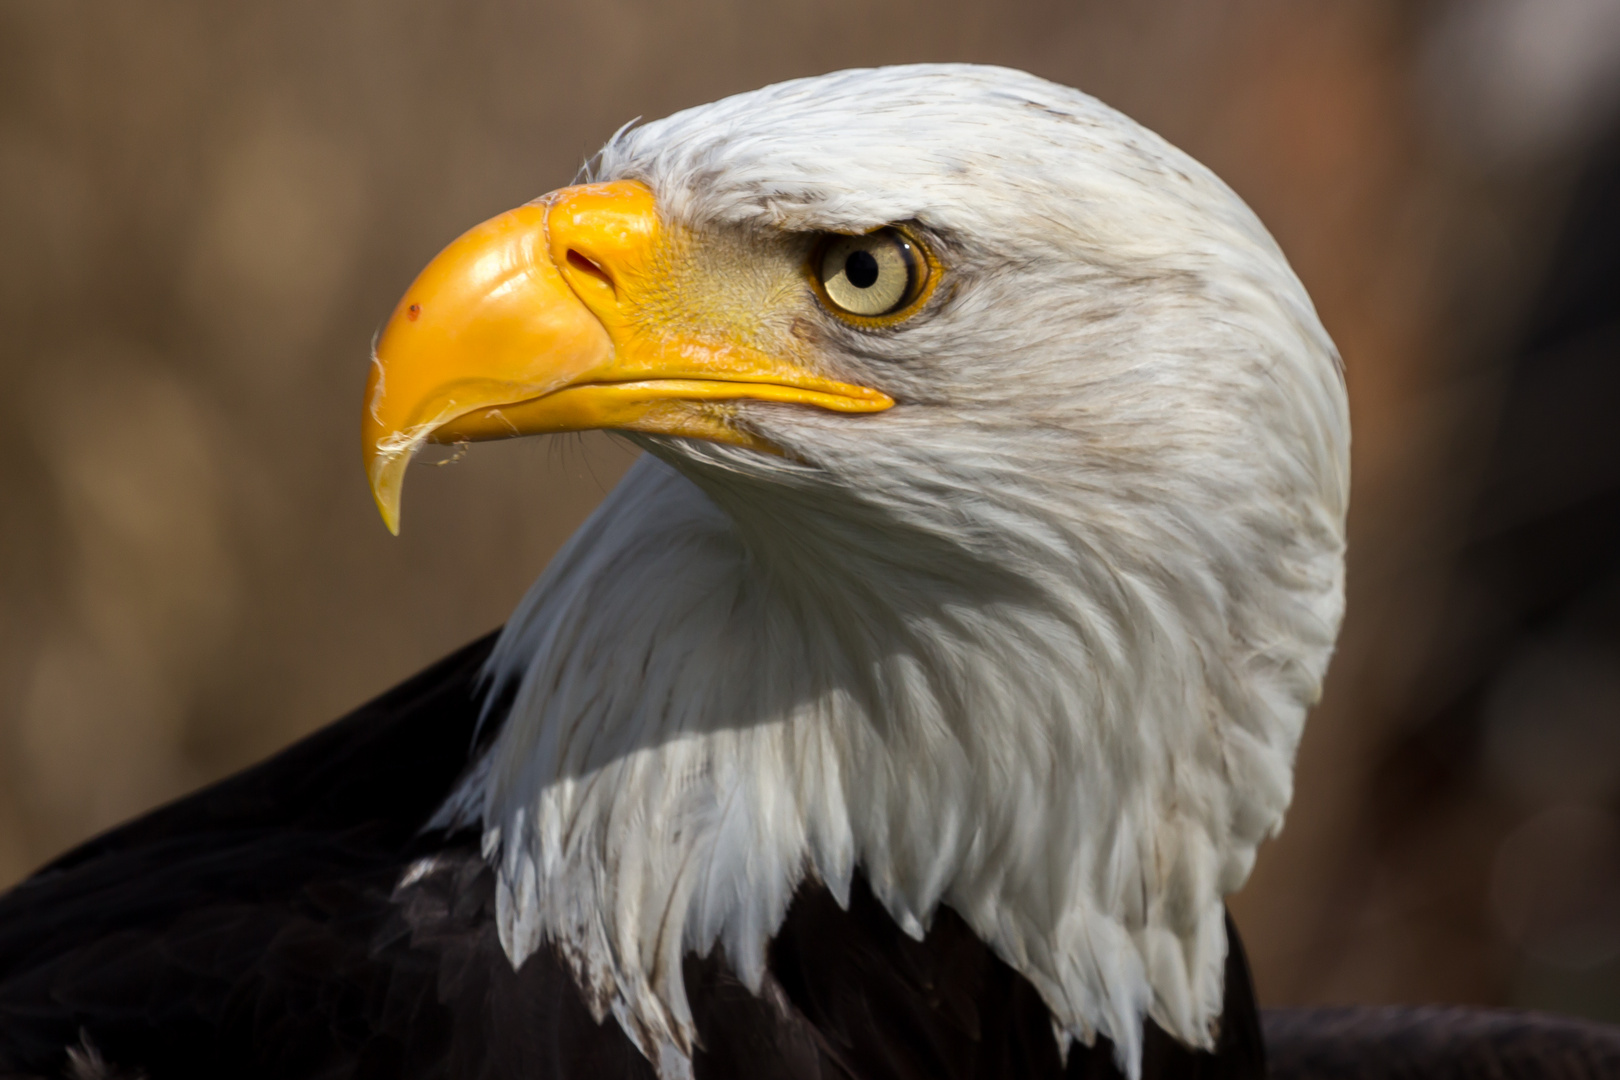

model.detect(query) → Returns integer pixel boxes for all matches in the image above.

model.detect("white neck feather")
[434,432,1343,1078]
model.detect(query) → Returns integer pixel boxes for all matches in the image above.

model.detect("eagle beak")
[362,180,892,534]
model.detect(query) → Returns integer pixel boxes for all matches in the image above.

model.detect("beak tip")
[366,447,410,536]
[372,487,403,536]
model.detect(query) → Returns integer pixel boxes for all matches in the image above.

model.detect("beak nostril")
[566,249,614,291]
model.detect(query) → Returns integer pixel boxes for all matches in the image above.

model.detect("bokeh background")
[4,0,1620,1022]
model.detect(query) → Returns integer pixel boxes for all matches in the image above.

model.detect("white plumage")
[432,64,1348,1080]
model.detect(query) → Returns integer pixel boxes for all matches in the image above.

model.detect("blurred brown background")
[4,0,1620,1023]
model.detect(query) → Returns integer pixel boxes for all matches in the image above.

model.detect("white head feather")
[431,64,1348,1079]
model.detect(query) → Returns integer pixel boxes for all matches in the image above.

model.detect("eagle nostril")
[566,249,614,293]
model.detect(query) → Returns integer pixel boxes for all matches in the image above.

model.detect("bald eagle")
[3,65,1617,1080]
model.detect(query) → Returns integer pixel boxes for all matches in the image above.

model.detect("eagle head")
[365,64,1348,1080]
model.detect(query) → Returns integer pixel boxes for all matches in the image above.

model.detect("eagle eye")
[812,227,932,323]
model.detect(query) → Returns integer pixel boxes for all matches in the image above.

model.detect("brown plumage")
[3,634,1616,1078]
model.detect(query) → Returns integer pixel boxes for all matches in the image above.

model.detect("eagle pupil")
[845,250,880,289]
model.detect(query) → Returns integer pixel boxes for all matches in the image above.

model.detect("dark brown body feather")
[0,635,1610,1079]
[1265,1007,1620,1079]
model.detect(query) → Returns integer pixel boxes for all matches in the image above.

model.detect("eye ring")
[809,226,938,327]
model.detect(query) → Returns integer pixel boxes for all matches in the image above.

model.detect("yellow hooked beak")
[362,180,892,533]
